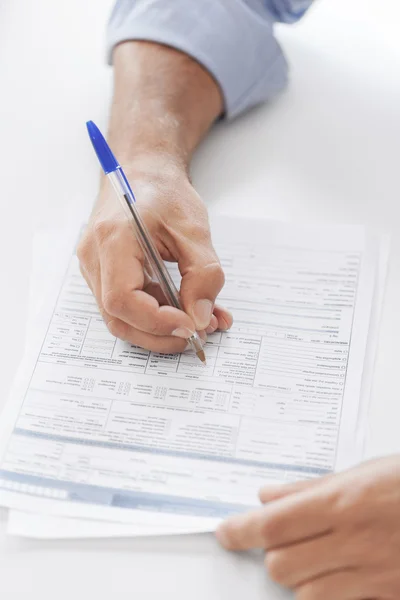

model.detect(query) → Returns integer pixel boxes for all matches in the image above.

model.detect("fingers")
[203,305,233,334]
[295,569,369,600]
[213,304,233,331]
[216,507,273,551]
[177,231,226,330]
[96,221,198,337]
[79,259,138,348]
[259,475,333,504]
[206,314,219,334]
[106,322,189,354]
[216,487,335,551]
[266,532,350,588]
[79,260,198,353]
[102,285,195,338]
[141,286,231,336]
[78,199,233,352]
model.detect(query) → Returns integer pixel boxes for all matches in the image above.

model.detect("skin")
[78,41,233,353]
[80,40,400,598]
[217,456,400,599]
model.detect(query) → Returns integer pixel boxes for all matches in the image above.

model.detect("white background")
[0,0,400,598]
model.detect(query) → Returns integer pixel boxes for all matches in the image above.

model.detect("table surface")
[1,1,400,598]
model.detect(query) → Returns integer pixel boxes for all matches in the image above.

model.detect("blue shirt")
[107,0,313,118]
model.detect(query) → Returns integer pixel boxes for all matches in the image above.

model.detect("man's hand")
[216,457,400,599]
[78,160,232,353]
[79,41,231,352]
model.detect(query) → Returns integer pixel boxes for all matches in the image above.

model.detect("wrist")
[101,149,189,187]
[111,146,190,180]
[97,151,191,212]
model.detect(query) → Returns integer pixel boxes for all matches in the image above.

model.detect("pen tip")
[197,349,206,365]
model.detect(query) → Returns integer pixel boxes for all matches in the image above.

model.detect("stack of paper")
[0,216,386,539]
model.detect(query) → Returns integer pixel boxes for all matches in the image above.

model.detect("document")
[0,217,382,533]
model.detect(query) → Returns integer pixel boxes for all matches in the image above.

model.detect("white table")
[1,1,400,597]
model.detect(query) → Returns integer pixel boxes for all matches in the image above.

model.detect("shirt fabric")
[107,0,313,119]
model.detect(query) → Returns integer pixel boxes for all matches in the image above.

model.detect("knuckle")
[261,515,280,547]
[76,237,90,264]
[209,261,225,290]
[93,219,116,243]
[187,260,225,294]
[189,222,211,244]
[165,195,194,224]
[103,290,126,317]
[332,487,367,524]
[265,550,288,584]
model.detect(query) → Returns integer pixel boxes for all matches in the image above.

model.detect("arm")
[78,42,228,353]
[78,0,304,353]
[106,41,223,170]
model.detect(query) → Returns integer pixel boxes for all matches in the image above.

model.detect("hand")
[216,456,400,599]
[77,159,232,353]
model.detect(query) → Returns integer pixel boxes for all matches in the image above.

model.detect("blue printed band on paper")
[0,469,252,518]
[14,428,333,476]
[0,428,333,518]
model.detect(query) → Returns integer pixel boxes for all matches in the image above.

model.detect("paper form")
[0,217,382,531]
[9,225,387,539]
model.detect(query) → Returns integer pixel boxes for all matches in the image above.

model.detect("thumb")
[178,241,225,331]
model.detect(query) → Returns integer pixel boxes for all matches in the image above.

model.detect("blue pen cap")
[86,120,119,175]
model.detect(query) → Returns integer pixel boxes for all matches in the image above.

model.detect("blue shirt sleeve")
[107,0,312,119]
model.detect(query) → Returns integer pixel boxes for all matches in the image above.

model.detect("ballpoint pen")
[86,120,206,364]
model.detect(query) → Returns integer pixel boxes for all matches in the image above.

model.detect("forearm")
[106,41,223,175]
[82,43,230,349]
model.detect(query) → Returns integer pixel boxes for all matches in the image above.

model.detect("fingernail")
[206,315,218,334]
[258,486,280,503]
[172,327,195,339]
[199,330,208,344]
[193,299,213,330]
[220,309,233,331]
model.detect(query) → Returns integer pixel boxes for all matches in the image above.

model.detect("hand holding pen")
[79,121,233,362]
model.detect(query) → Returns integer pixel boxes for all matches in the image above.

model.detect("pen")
[86,120,206,364]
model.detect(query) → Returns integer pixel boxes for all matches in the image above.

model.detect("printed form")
[0,218,381,532]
